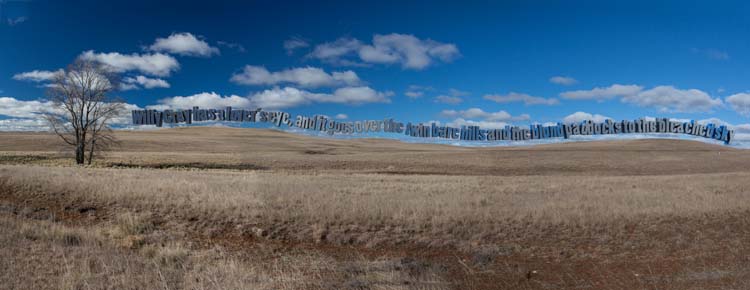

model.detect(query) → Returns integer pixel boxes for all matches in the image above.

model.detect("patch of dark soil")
[107,162,268,171]
[303,149,336,155]
[0,155,52,164]
[3,178,750,289]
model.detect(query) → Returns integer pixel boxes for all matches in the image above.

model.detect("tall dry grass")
[0,211,450,290]
[3,164,749,247]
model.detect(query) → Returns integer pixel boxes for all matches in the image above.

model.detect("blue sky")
[3,0,750,135]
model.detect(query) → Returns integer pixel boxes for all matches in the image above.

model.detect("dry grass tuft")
[3,129,750,289]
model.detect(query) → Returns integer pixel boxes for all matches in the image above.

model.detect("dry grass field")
[2,127,750,289]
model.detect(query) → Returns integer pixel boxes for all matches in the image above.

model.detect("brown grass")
[3,165,750,243]
[2,127,750,289]
[0,200,450,290]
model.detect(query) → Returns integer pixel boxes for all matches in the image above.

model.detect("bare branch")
[43,59,122,165]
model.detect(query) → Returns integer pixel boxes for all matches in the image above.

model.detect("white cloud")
[446,118,509,129]
[623,86,722,112]
[322,86,393,105]
[110,103,146,126]
[217,41,246,53]
[230,65,361,88]
[78,50,180,77]
[408,85,433,91]
[734,123,750,133]
[404,85,434,99]
[561,84,722,112]
[335,113,348,119]
[0,118,49,131]
[726,93,750,116]
[148,32,219,57]
[0,97,55,118]
[359,34,460,69]
[549,76,578,86]
[483,92,559,105]
[405,91,423,98]
[448,88,469,97]
[7,17,27,26]
[697,117,730,126]
[284,37,310,55]
[432,89,468,104]
[12,69,64,82]
[249,86,392,109]
[562,111,612,124]
[248,87,312,109]
[148,92,251,110]
[560,84,643,101]
[440,108,530,122]
[308,33,460,70]
[434,95,463,104]
[120,75,170,90]
[308,37,363,64]
[0,97,139,131]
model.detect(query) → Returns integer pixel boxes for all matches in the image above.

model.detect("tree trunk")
[87,140,96,165]
[75,143,85,165]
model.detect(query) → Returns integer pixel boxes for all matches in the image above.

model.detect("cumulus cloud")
[308,33,460,70]
[562,111,612,124]
[0,97,56,118]
[404,85,434,99]
[623,86,722,113]
[308,37,363,64]
[432,88,469,104]
[12,69,64,82]
[248,87,312,109]
[120,75,170,90]
[230,65,361,88]
[322,86,393,105]
[283,37,310,55]
[561,84,722,113]
[148,32,219,57]
[148,92,251,110]
[483,92,559,105]
[434,95,463,104]
[735,123,750,133]
[358,34,460,69]
[448,88,469,97]
[0,118,48,131]
[405,91,423,98]
[249,86,392,109]
[335,113,348,119]
[560,84,643,101]
[446,118,509,129]
[726,93,750,116]
[549,76,577,86]
[0,97,139,131]
[440,108,530,122]
[78,50,179,77]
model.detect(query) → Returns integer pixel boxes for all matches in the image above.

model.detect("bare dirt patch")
[2,128,750,289]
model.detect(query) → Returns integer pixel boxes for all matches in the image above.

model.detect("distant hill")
[0,126,735,153]
[2,127,746,177]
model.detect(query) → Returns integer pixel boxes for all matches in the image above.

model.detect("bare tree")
[44,59,124,165]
